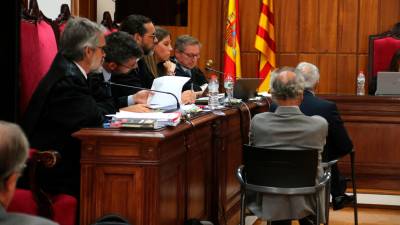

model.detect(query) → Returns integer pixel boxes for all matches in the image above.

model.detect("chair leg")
[350,151,358,225]
[325,180,331,225]
[316,195,320,225]
[240,190,245,225]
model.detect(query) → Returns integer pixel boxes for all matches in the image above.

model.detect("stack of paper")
[110,111,182,129]
[147,76,190,110]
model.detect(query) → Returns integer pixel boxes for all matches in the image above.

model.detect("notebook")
[375,72,400,95]
[233,78,262,101]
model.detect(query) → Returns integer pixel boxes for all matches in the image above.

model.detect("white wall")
[37,0,71,20]
[97,0,116,24]
[32,0,115,23]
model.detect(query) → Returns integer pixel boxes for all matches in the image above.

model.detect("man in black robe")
[112,14,158,96]
[22,17,139,196]
[88,31,151,112]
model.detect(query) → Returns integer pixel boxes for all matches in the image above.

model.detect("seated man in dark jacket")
[269,62,354,210]
[112,14,158,95]
[88,31,151,113]
[22,17,139,197]
[173,35,208,96]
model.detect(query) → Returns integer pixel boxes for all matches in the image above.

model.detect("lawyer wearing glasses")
[22,18,140,197]
[173,35,208,96]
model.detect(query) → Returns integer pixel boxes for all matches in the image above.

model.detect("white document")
[148,76,190,109]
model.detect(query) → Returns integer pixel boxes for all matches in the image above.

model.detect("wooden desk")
[320,95,400,191]
[73,102,264,225]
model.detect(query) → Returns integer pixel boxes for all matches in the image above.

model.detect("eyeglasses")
[118,58,140,70]
[95,45,106,53]
[144,34,157,41]
[182,51,200,59]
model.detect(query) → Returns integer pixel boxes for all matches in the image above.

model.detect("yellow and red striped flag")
[255,0,276,92]
[223,0,241,80]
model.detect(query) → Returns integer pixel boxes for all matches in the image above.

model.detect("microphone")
[104,81,180,112]
[205,59,231,77]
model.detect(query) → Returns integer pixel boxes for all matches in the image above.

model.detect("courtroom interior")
[1,0,400,225]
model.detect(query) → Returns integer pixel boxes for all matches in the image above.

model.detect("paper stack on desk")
[110,111,181,129]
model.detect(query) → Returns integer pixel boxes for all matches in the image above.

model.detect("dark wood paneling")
[239,0,260,52]
[95,167,144,224]
[319,54,337,93]
[278,54,298,68]
[189,0,222,70]
[379,0,400,33]
[276,0,299,53]
[299,0,319,52]
[240,53,259,78]
[337,54,357,94]
[337,0,358,53]
[320,95,400,190]
[358,0,379,53]
[71,0,97,21]
[298,54,318,65]
[319,0,338,53]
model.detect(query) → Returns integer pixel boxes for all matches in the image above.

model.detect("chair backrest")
[242,144,318,188]
[368,30,400,94]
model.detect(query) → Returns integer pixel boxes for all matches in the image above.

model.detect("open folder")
[147,76,190,110]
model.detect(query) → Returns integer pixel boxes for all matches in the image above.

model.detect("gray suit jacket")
[0,205,58,225]
[248,106,328,222]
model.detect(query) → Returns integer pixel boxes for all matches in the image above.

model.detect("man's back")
[250,106,328,152]
[269,90,353,160]
[248,106,328,222]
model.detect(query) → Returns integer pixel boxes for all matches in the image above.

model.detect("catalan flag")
[255,0,276,92]
[223,0,241,80]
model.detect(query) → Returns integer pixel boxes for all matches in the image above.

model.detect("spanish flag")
[255,0,276,92]
[223,0,241,80]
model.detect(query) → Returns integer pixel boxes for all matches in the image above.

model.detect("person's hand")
[163,60,176,76]
[120,104,151,113]
[133,90,152,104]
[181,90,196,104]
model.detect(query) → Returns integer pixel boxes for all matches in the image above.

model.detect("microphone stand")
[105,81,180,112]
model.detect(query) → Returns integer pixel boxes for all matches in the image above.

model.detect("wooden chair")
[7,149,78,225]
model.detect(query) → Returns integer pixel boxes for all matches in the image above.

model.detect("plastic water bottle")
[208,74,220,110]
[356,71,365,96]
[224,74,234,103]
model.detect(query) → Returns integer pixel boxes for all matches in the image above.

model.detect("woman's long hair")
[144,26,171,77]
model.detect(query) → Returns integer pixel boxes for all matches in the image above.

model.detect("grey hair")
[296,62,320,90]
[174,35,202,52]
[60,17,105,61]
[0,121,29,189]
[270,67,305,100]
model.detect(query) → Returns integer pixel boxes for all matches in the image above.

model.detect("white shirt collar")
[73,61,87,80]
[101,67,111,81]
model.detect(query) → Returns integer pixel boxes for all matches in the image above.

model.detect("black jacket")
[22,53,117,196]
[269,90,353,161]
[88,71,129,108]
[110,59,155,97]
[174,62,208,92]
